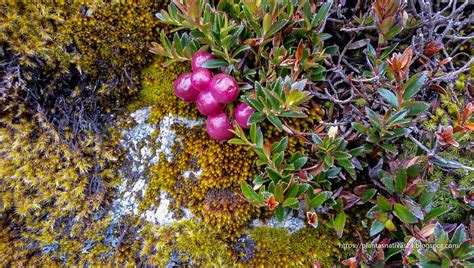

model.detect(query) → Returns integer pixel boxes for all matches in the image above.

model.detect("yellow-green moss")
[0,1,81,71]
[248,226,341,266]
[141,220,230,266]
[0,114,123,266]
[70,1,165,97]
[1,1,166,99]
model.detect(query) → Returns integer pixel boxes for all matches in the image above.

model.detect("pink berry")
[234,102,254,129]
[206,113,234,141]
[191,68,212,91]
[196,90,225,116]
[191,51,215,71]
[209,73,239,104]
[173,73,199,103]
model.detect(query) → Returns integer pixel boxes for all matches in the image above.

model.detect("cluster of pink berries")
[173,51,254,141]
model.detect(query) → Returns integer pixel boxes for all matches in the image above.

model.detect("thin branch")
[407,133,474,172]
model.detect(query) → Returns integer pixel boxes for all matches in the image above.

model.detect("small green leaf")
[293,157,308,170]
[333,151,351,160]
[297,184,310,196]
[228,138,247,145]
[380,144,397,154]
[312,0,333,27]
[380,42,399,60]
[282,197,299,208]
[352,122,367,134]
[385,219,396,231]
[334,212,347,237]
[406,164,420,178]
[272,136,288,154]
[276,206,284,221]
[248,112,266,125]
[325,45,338,56]
[394,169,407,193]
[267,19,289,37]
[291,79,307,91]
[393,203,418,224]
[201,59,229,68]
[419,191,435,209]
[385,248,403,262]
[311,134,323,144]
[245,97,264,112]
[349,146,365,157]
[286,184,299,198]
[385,24,402,40]
[274,184,283,201]
[378,88,399,108]
[273,152,284,168]
[401,101,429,116]
[424,207,451,222]
[386,109,409,127]
[310,191,332,208]
[434,222,448,246]
[268,114,283,131]
[324,155,334,167]
[382,177,395,193]
[451,224,466,245]
[250,123,257,143]
[403,72,427,100]
[232,45,251,58]
[262,13,271,35]
[266,167,282,183]
[366,108,382,129]
[240,180,263,204]
[279,111,306,118]
[362,189,377,202]
[377,195,391,212]
[370,221,385,236]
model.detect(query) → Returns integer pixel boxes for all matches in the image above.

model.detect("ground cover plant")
[1,0,473,266]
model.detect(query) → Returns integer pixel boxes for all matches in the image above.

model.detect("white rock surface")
[251,203,307,233]
[111,107,202,225]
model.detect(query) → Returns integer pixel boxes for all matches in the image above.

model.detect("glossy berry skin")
[234,102,254,129]
[209,73,239,104]
[191,68,212,91]
[191,51,215,71]
[173,73,199,103]
[196,90,225,116]
[206,113,234,141]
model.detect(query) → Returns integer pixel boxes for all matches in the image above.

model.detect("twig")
[407,133,474,172]
[432,58,473,82]
[340,25,377,32]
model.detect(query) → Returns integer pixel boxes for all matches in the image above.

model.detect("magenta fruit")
[206,113,234,141]
[191,68,212,91]
[196,90,225,116]
[209,73,239,104]
[234,102,254,129]
[191,51,215,71]
[173,72,199,103]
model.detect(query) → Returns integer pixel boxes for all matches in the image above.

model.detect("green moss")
[0,1,81,71]
[70,1,165,97]
[247,225,358,266]
[1,1,166,103]
[141,220,230,266]
[0,114,123,265]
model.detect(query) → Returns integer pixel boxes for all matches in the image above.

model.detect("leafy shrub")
[156,0,473,266]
